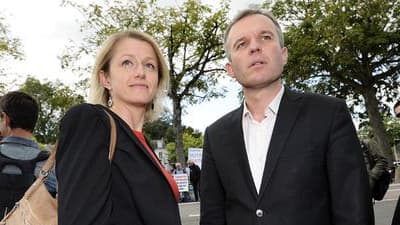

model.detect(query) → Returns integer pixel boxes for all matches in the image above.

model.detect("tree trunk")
[362,87,393,166]
[172,98,185,166]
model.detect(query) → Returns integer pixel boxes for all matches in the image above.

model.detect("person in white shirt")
[199,8,373,225]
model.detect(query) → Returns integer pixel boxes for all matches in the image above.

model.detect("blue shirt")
[0,136,57,194]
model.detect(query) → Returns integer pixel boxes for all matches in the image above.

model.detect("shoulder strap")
[35,150,50,162]
[103,109,117,161]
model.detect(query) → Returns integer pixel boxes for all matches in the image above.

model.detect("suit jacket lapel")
[109,110,163,172]
[227,105,259,199]
[258,89,303,198]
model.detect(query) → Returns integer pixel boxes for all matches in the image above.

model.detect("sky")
[0,0,264,133]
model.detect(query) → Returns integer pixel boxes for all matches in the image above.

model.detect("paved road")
[375,183,400,225]
[179,183,400,225]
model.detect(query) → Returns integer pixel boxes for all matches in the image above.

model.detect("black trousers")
[192,181,200,201]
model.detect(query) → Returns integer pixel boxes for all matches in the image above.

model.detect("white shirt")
[242,86,284,193]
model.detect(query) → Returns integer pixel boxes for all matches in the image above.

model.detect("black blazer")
[200,89,374,225]
[56,103,181,225]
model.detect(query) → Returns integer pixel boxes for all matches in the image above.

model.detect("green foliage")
[143,111,172,140]
[61,0,230,165]
[166,131,203,163]
[0,16,23,90]
[359,116,400,146]
[268,0,400,114]
[266,0,399,162]
[18,77,84,144]
[0,16,23,61]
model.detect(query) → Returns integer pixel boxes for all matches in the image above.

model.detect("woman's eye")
[122,60,134,68]
[145,63,157,71]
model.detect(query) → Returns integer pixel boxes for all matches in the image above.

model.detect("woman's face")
[102,37,160,109]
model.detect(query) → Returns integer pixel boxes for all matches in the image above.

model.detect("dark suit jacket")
[200,89,374,225]
[56,103,181,225]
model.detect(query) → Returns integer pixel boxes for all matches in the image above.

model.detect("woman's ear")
[100,70,112,90]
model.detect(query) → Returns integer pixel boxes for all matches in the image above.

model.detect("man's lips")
[249,60,266,68]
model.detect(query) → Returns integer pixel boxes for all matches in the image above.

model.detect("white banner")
[173,173,189,192]
[188,148,203,169]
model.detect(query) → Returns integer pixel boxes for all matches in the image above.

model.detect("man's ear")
[225,62,235,79]
[99,70,111,90]
[1,112,10,126]
[281,47,288,65]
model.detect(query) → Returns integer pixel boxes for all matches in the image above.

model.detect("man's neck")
[244,83,283,122]
[8,129,34,140]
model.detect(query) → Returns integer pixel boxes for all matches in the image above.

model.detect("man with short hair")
[0,91,56,216]
[200,9,373,225]
[392,100,400,225]
[188,160,201,201]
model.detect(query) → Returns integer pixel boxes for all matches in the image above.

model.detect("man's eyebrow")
[232,36,246,48]
[260,30,274,36]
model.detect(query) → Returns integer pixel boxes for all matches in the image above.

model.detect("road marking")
[379,198,398,202]
[189,214,200,217]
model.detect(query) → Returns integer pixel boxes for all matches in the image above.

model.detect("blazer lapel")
[258,89,303,198]
[109,111,163,172]
[227,105,259,199]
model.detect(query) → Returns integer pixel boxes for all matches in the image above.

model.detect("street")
[179,183,400,225]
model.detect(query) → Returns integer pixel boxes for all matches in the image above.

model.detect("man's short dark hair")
[0,91,39,132]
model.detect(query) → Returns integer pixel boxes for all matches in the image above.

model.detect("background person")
[391,100,400,225]
[0,91,57,216]
[187,160,201,201]
[200,9,373,225]
[56,30,181,225]
[361,138,389,200]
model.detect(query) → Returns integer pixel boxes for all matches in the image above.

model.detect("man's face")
[395,105,400,118]
[225,14,287,90]
[0,112,7,137]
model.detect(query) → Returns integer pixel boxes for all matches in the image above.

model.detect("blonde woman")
[56,30,181,225]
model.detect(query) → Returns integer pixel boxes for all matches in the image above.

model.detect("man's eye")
[262,35,272,40]
[236,42,245,49]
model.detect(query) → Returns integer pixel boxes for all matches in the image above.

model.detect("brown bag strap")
[41,145,56,175]
[103,109,117,161]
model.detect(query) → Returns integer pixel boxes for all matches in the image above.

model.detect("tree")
[267,0,400,164]
[359,116,400,148]
[143,110,173,140]
[0,15,23,92]
[166,130,203,163]
[19,77,84,143]
[61,0,229,165]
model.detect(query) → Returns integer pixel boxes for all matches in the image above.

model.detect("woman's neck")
[111,103,146,131]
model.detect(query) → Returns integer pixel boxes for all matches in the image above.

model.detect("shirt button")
[256,209,263,217]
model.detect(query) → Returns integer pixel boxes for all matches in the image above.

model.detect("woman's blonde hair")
[88,30,169,121]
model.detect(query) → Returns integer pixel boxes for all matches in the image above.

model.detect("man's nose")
[249,39,261,54]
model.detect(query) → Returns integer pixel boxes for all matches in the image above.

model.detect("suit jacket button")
[256,209,263,217]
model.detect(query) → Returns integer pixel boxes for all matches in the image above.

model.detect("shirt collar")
[243,85,285,119]
[1,136,38,148]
